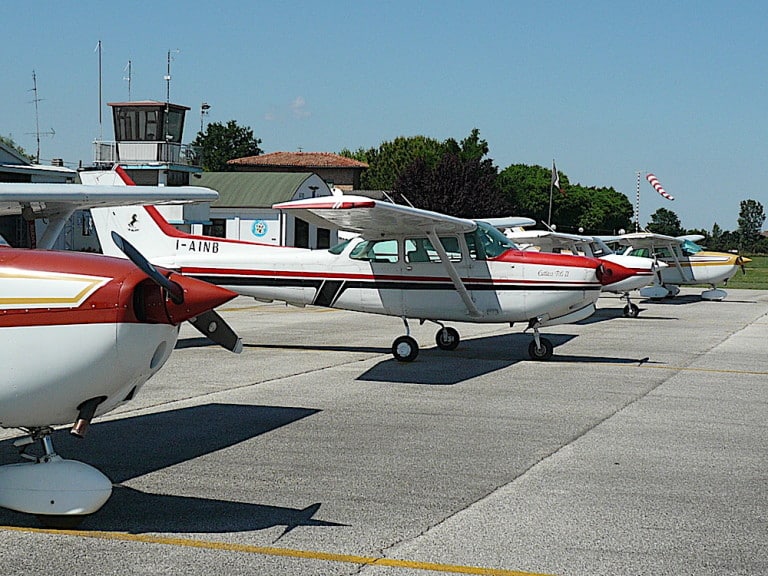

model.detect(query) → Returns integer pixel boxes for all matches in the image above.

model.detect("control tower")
[92,100,200,186]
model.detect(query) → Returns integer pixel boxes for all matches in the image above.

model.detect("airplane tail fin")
[91,204,180,265]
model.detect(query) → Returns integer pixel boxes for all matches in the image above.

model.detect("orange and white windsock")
[646,173,674,201]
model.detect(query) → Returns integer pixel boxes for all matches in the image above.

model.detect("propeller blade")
[189,309,243,354]
[111,231,184,304]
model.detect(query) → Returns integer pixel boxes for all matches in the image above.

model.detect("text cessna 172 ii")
[608,232,750,301]
[92,193,639,362]
[0,183,240,526]
[500,228,667,318]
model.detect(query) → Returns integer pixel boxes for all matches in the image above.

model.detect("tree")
[647,207,683,237]
[340,129,493,192]
[496,164,632,233]
[737,199,765,251]
[190,120,262,171]
[341,135,446,190]
[393,149,507,218]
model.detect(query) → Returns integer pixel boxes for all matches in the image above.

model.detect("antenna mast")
[124,60,132,101]
[164,49,180,103]
[28,71,54,163]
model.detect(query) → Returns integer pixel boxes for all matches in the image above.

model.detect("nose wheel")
[435,326,460,350]
[621,292,641,318]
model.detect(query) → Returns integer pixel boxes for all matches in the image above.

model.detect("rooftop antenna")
[28,70,55,163]
[165,49,180,102]
[124,60,132,101]
[95,40,102,140]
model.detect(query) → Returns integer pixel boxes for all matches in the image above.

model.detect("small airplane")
[91,185,639,362]
[0,183,240,526]
[607,232,750,300]
[500,228,667,318]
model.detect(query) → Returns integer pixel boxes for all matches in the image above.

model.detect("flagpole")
[548,179,553,227]
[548,159,556,227]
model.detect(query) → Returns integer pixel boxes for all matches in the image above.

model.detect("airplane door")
[402,235,469,319]
[346,238,404,316]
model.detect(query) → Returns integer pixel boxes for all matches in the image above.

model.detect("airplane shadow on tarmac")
[357,333,652,385]
[0,404,345,534]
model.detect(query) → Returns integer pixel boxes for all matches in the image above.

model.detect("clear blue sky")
[2,1,766,231]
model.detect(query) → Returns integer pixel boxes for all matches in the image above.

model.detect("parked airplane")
[501,228,666,317]
[608,232,750,300]
[92,193,639,362]
[0,184,239,525]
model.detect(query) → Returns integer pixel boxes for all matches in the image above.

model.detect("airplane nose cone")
[164,274,238,324]
[597,260,637,287]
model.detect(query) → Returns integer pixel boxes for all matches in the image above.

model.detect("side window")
[405,236,462,263]
[350,239,399,263]
[655,246,672,259]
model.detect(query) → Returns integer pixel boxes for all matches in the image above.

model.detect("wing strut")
[666,242,694,283]
[425,229,481,318]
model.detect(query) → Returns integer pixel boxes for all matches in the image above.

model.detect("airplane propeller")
[737,255,748,275]
[111,232,243,353]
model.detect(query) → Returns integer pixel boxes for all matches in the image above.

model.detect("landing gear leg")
[392,317,419,362]
[526,321,554,361]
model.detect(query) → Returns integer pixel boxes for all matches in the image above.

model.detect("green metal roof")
[190,172,317,208]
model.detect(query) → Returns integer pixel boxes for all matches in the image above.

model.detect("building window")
[317,227,331,249]
[294,218,309,248]
[203,218,226,238]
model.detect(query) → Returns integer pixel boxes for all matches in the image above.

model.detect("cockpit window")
[466,222,519,260]
[681,239,703,255]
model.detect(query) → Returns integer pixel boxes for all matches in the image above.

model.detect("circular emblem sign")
[251,220,268,237]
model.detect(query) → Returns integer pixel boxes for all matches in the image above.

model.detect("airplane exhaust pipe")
[71,396,107,438]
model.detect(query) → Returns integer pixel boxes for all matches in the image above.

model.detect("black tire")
[528,337,554,361]
[624,303,640,318]
[435,326,460,351]
[392,335,419,362]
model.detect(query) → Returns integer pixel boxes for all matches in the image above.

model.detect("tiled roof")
[228,152,368,169]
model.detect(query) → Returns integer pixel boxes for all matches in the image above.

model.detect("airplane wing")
[0,183,218,249]
[0,183,218,217]
[606,232,681,248]
[477,216,537,229]
[272,195,477,237]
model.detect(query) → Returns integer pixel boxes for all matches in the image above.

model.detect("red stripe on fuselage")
[181,266,600,287]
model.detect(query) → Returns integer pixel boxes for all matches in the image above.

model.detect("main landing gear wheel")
[435,326,460,350]
[528,337,554,361]
[623,303,640,318]
[392,335,419,362]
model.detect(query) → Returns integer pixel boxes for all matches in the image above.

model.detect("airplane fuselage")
[0,249,234,429]
[164,235,605,325]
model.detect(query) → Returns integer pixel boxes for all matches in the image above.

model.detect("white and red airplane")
[500,228,667,318]
[92,190,639,362]
[0,183,239,525]
[608,232,750,300]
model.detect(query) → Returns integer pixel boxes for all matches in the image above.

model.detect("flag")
[646,173,674,201]
[551,160,564,195]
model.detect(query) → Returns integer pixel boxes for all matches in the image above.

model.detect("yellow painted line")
[0,525,555,576]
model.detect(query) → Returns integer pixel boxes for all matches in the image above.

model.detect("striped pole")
[635,171,641,232]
